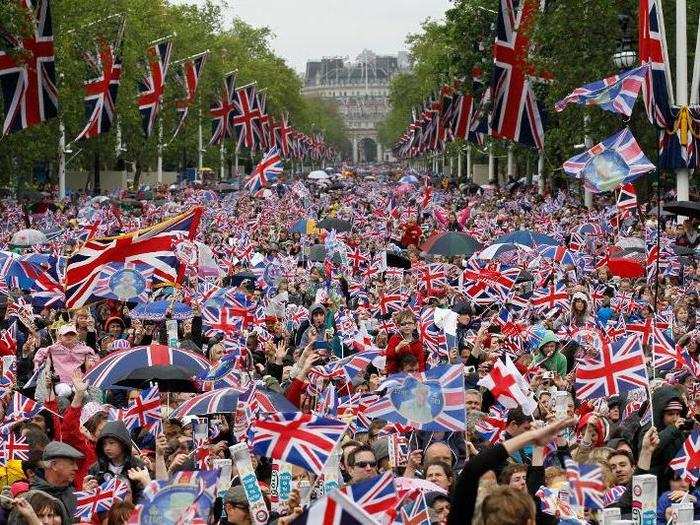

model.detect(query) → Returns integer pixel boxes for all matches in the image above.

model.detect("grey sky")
[176,0,451,73]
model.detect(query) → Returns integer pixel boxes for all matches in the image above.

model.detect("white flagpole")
[157,120,163,184]
[58,120,66,200]
[197,108,203,171]
[220,142,225,181]
[466,143,472,181]
[675,0,690,208]
[583,114,593,208]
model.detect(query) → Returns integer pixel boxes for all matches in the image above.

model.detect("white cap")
[57,324,78,336]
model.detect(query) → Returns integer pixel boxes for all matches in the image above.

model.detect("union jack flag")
[670,429,700,485]
[274,113,293,157]
[1,392,43,433]
[75,477,129,521]
[340,471,397,521]
[616,183,638,219]
[490,0,547,149]
[232,83,261,151]
[365,364,466,431]
[172,52,207,139]
[565,458,605,509]
[530,281,569,313]
[373,292,405,316]
[202,306,240,336]
[415,263,446,294]
[555,63,649,117]
[75,37,122,141]
[574,334,648,400]
[64,207,202,308]
[639,0,673,128]
[418,307,448,363]
[250,412,348,475]
[400,492,431,525]
[652,328,684,374]
[0,432,29,462]
[626,316,668,347]
[0,0,58,135]
[475,405,508,444]
[136,39,173,137]
[460,260,521,304]
[245,146,283,193]
[120,385,161,433]
[289,489,375,525]
[209,71,236,145]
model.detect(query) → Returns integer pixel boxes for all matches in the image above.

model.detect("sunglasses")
[354,460,377,469]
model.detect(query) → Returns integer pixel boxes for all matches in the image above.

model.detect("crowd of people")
[0,167,695,525]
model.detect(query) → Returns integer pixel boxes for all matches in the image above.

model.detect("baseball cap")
[57,324,77,336]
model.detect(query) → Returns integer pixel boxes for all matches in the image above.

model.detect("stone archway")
[351,131,384,163]
[359,137,377,163]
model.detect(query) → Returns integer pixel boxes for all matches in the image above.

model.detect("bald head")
[424,442,452,467]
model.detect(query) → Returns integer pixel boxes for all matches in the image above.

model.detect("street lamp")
[612,48,637,69]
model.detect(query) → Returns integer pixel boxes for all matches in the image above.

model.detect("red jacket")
[400,223,422,248]
[385,334,426,374]
[45,399,97,490]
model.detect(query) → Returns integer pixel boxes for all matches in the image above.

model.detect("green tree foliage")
[0,0,347,185]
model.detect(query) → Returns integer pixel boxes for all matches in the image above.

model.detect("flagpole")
[675,0,690,212]
[507,144,514,186]
[58,120,66,200]
[457,147,463,183]
[583,114,593,209]
[220,142,225,181]
[157,120,163,184]
[466,144,472,182]
[537,150,545,195]
[488,142,495,184]
[197,108,203,171]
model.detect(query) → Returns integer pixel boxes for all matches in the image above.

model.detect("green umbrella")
[421,231,483,257]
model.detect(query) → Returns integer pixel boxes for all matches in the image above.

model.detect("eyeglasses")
[354,460,377,469]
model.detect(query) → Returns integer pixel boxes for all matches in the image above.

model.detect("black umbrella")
[386,251,411,269]
[115,365,200,392]
[422,231,483,257]
[318,218,352,232]
[663,201,700,218]
[230,270,257,287]
[308,244,342,264]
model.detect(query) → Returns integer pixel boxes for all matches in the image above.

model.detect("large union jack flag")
[136,39,172,137]
[64,207,202,308]
[364,364,466,431]
[340,472,398,521]
[250,412,348,475]
[639,0,673,128]
[530,281,569,313]
[290,489,375,525]
[232,83,261,151]
[459,260,521,304]
[490,0,547,150]
[209,71,236,145]
[245,146,283,193]
[555,63,649,117]
[565,459,605,509]
[0,0,57,135]
[274,112,293,157]
[574,334,648,400]
[670,429,700,485]
[172,51,207,140]
[75,38,122,141]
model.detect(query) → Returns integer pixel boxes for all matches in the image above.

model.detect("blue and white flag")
[364,364,466,431]
[555,64,650,117]
[563,127,655,193]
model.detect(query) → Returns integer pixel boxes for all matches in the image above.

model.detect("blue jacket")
[657,489,700,524]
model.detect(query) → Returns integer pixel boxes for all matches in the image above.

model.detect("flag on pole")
[670,429,700,485]
[245,146,283,193]
[565,458,605,509]
[478,356,537,415]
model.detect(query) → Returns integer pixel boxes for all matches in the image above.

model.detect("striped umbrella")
[171,388,241,418]
[84,343,210,389]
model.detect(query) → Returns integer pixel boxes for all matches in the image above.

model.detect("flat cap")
[43,441,85,461]
[224,485,248,506]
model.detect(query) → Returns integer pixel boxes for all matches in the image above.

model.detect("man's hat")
[43,441,84,461]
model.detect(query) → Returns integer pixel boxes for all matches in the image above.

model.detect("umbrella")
[230,270,257,287]
[493,230,559,247]
[399,174,419,184]
[318,218,352,232]
[115,365,199,392]
[308,244,342,264]
[663,201,700,218]
[386,251,411,269]
[11,229,47,247]
[131,300,193,321]
[290,219,318,234]
[536,245,577,266]
[90,196,110,205]
[255,386,298,413]
[607,257,645,278]
[308,170,330,180]
[422,232,483,257]
[171,388,241,417]
[477,242,532,260]
[84,343,211,389]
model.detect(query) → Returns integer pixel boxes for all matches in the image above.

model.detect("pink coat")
[33,341,96,383]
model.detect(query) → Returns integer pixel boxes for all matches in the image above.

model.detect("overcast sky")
[174,0,451,73]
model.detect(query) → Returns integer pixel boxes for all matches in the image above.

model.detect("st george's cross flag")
[555,63,650,117]
[565,458,605,509]
[64,207,202,308]
[575,334,648,400]
[478,356,537,415]
[670,429,700,485]
[290,489,375,525]
[563,127,655,193]
[364,364,466,431]
[340,472,398,521]
[250,412,348,475]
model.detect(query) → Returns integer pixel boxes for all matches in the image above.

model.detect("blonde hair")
[476,485,535,525]
[394,309,415,325]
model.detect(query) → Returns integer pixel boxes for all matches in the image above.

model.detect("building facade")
[303,50,406,163]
